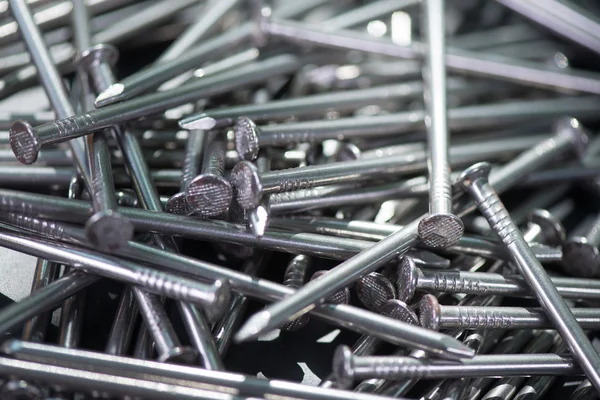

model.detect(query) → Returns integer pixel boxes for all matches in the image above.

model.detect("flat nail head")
[355,272,396,312]
[234,117,260,161]
[332,345,354,389]
[554,117,588,158]
[381,299,419,325]
[457,162,492,190]
[419,294,442,331]
[231,160,263,210]
[10,120,39,165]
[185,174,233,217]
[165,192,191,215]
[84,210,135,252]
[396,256,418,302]
[528,209,566,247]
[157,345,198,364]
[561,237,600,278]
[418,213,464,248]
[75,43,119,71]
[207,279,232,321]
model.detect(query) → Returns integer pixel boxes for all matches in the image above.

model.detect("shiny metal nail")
[9,0,91,187]
[418,0,464,249]
[165,129,205,215]
[186,140,232,217]
[179,80,469,131]
[229,97,598,160]
[76,45,134,252]
[105,287,137,355]
[457,160,600,390]
[419,294,600,330]
[20,258,59,343]
[10,54,300,165]
[397,256,600,302]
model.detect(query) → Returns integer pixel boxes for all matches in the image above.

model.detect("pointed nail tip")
[444,340,476,360]
[95,83,125,107]
[178,116,215,131]
[235,311,272,342]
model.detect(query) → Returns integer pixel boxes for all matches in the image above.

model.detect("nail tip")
[95,83,125,107]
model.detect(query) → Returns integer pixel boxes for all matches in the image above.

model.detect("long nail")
[265,17,600,94]
[178,80,469,130]
[418,0,463,249]
[10,54,300,164]
[458,161,600,390]
[9,0,91,186]
[397,256,600,301]
[105,287,138,356]
[1,338,408,400]
[229,97,597,160]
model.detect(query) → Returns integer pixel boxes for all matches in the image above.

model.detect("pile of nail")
[3,0,600,398]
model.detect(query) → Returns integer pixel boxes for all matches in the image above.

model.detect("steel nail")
[457,160,600,390]
[10,54,300,163]
[397,256,600,302]
[418,0,464,249]
[9,0,91,186]
[165,129,205,215]
[418,294,600,330]
[0,339,401,400]
[186,140,232,217]
[229,98,598,160]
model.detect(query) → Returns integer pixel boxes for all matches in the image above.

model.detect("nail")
[230,151,431,210]
[0,219,231,319]
[355,272,396,312]
[166,129,206,215]
[397,256,600,302]
[332,348,578,389]
[265,17,600,94]
[270,217,562,263]
[418,0,463,249]
[179,80,469,130]
[457,161,600,390]
[10,55,299,166]
[229,97,598,161]
[186,140,232,217]
[1,339,407,400]
[419,293,600,330]
[76,45,134,252]
[0,353,237,399]
[9,0,91,187]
